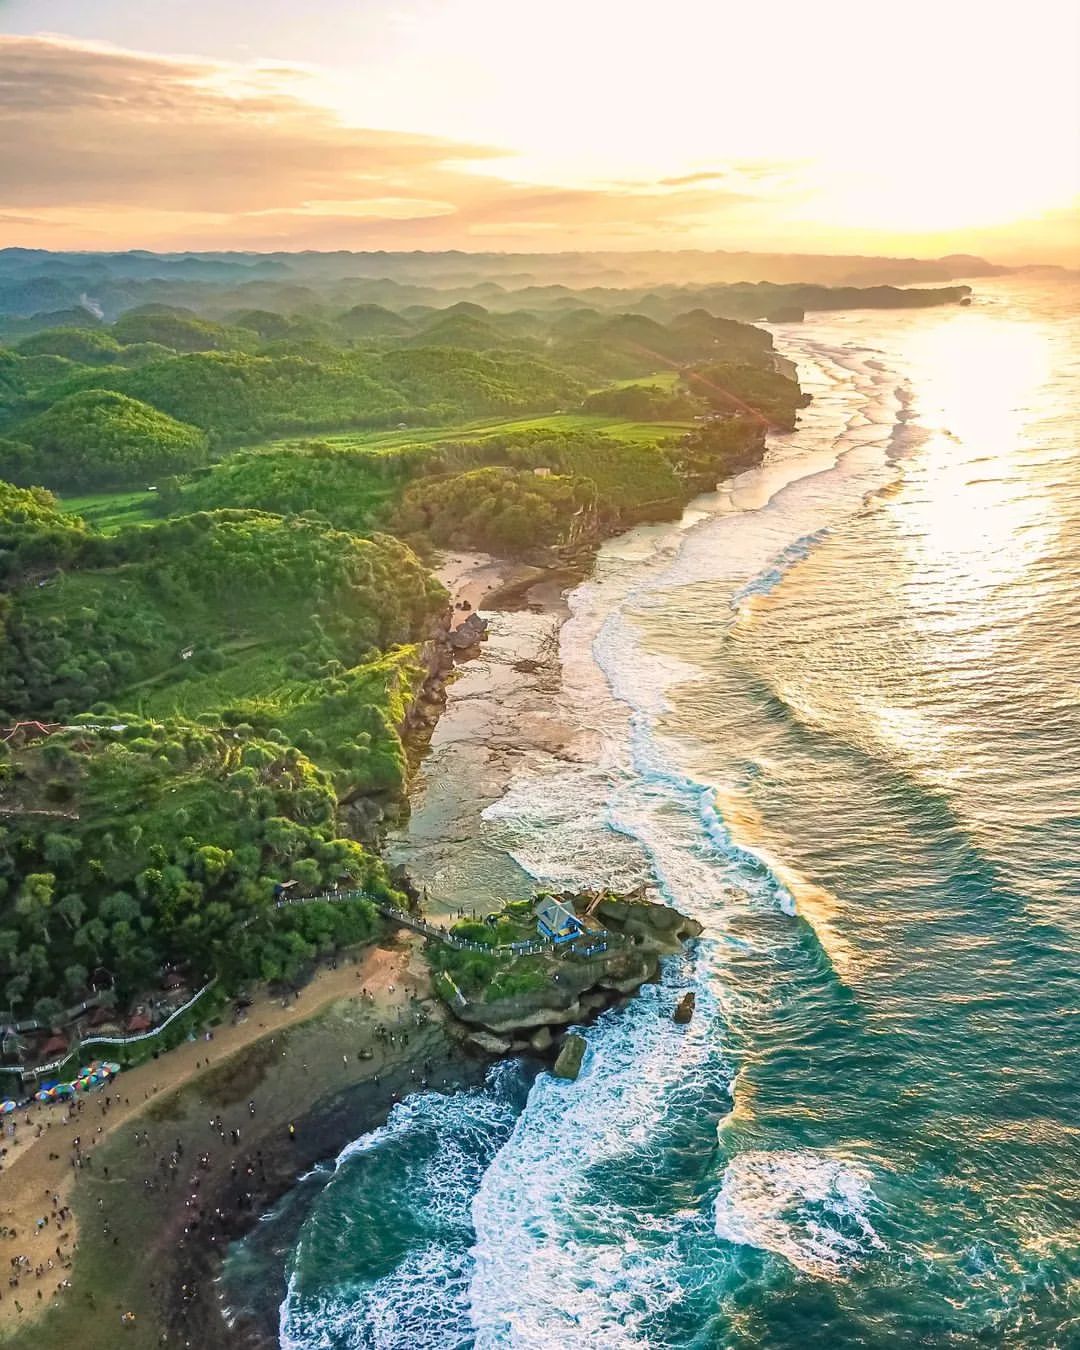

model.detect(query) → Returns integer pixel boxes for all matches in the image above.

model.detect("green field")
[57,487,161,530]
[257,408,693,455]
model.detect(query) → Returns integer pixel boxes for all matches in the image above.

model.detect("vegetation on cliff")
[0,285,806,1025]
[0,720,395,1021]
[425,892,703,1031]
[685,361,812,429]
[581,382,701,420]
[0,480,89,582]
[394,466,595,555]
[0,509,444,731]
[0,504,446,1021]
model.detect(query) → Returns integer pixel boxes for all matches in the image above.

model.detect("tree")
[15,873,55,942]
[56,893,86,931]
[63,963,88,997]
[32,995,63,1029]
[5,973,30,1014]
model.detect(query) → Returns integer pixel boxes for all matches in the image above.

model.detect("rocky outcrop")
[529,1026,554,1053]
[592,894,703,952]
[447,612,489,652]
[766,305,805,323]
[553,1034,586,1081]
[439,890,701,1042]
[467,1030,513,1055]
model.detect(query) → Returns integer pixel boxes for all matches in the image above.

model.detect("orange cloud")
[0,34,770,250]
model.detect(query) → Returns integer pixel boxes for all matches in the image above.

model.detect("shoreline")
[196,548,604,1345]
[388,548,589,916]
[170,1022,494,1350]
[0,522,692,1348]
[0,546,587,1350]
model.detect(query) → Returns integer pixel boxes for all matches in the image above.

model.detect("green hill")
[4,389,208,490]
[0,509,443,728]
[16,327,125,365]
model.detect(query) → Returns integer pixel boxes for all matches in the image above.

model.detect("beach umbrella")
[1,1100,17,1114]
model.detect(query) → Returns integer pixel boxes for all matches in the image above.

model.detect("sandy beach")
[0,936,435,1345]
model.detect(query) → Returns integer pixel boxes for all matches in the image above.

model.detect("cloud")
[658,171,728,188]
[0,35,499,213]
[0,34,775,250]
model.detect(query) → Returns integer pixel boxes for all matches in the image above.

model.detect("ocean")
[227,277,1080,1348]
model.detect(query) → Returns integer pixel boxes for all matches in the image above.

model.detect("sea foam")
[712,1149,886,1280]
[467,965,730,1348]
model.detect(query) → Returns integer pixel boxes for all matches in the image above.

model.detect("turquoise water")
[241,279,1080,1347]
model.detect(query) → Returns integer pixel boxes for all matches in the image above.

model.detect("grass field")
[259,410,693,455]
[604,369,682,391]
[57,487,161,531]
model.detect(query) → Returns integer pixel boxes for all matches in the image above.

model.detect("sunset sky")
[1,0,1078,261]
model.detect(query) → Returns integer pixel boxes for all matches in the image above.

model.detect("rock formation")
[553,1033,587,1080]
[673,991,696,1024]
[435,890,702,1043]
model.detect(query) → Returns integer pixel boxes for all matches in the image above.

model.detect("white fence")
[17,981,216,1082]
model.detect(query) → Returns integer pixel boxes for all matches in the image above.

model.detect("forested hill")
[0,494,447,1021]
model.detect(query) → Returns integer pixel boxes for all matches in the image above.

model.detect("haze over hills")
[0,246,998,331]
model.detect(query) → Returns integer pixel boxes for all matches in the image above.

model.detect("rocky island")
[424,890,703,1072]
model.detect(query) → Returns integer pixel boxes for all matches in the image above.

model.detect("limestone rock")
[529,1026,554,1053]
[448,613,489,651]
[552,1033,587,1081]
[467,1030,512,1056]
[579,991,610,1012]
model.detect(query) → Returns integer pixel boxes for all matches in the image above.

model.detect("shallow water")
[233,277,1080,1348]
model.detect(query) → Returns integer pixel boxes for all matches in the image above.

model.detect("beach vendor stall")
[33,1060,119,1103]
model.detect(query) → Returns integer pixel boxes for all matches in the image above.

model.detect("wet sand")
[388,550,590,917]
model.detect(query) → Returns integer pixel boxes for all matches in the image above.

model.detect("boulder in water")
[673,991,696,1024]
[552,1033,587,1080]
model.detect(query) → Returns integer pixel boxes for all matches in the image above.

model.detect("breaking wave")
[713,1149,886,1280]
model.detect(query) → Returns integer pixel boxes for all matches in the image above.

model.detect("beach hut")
[534,897,584,945]
[39,1034,68,1058]
[125,1011,152,1034]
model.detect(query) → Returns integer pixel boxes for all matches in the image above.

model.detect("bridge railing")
[277,889,611,958]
